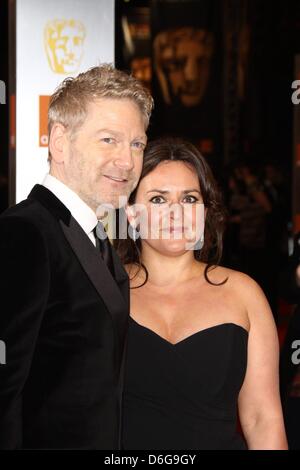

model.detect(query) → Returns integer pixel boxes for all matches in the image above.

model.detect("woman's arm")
[237,274,288,450]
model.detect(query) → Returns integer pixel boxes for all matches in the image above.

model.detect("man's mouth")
[104,175,129,183]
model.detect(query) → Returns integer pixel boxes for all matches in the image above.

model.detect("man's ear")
[49,123,68,163]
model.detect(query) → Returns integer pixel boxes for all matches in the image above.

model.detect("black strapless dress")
[122,317,248,450]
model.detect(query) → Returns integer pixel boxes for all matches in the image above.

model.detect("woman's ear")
[125,204,137,228]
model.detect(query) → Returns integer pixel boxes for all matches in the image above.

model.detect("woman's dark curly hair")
[114,137,227,286]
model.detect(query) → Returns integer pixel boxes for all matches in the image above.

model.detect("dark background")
[0,0,9,213]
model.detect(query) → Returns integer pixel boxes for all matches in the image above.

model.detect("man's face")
[62,98,147,211]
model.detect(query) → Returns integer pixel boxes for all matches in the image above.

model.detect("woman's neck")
[139,244,204,288]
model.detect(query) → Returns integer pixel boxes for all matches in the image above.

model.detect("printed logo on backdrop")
[44,19,86,74]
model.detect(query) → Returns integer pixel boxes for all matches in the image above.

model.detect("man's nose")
[114,144,134,171]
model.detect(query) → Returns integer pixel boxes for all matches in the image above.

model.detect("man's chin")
[96,195,129,210]
[93,182,136,209]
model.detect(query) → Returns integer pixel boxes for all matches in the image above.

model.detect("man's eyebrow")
[96,129,147,141]
[146,189,201,194]
[96,129,122,137]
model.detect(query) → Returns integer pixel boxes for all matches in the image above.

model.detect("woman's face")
[127,160,205,256]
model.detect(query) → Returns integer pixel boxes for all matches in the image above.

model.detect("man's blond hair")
[48,64,154,158]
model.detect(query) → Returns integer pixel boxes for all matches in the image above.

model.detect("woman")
[115,138,287,450]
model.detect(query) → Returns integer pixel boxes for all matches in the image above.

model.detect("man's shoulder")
[0,199,46,244]
[1,196,37,220]
[0,188,63,240]
[0,184,70,226]
[0,196,46,227]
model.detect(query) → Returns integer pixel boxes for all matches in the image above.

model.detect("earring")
[196,233,204,250]
[128,223,139,242]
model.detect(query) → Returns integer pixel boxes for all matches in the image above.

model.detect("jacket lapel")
[111,248,129,309]
[60,217,128,354]
[28,185,129,362]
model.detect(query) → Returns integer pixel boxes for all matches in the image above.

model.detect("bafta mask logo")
[154,27,214,107]
[44,19,86,74]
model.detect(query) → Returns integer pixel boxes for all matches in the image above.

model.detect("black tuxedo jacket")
[0,185,129,449]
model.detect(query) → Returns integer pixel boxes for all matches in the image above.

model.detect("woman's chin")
[155,239,196,256]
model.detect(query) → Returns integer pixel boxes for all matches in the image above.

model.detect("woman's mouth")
[161,226,186,234]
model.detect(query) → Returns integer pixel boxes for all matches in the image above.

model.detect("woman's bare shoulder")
[207,264,261,290]
[212,265,275,326]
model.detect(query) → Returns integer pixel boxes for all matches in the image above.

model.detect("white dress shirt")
[42,174,98,246]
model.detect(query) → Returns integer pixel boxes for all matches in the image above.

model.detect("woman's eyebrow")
[147,189,169,194]
[146,189,201,194]
[182,189,201,194]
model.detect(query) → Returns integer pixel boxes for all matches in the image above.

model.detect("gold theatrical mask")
[44,19,86,74]
[154,27,214,107]
[130,57,152,91]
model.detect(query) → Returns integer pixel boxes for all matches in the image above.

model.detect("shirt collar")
[42,174,98,236]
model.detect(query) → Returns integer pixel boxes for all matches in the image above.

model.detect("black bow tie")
[93,222,115,278]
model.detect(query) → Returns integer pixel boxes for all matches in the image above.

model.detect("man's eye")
[182,195,199,204]
[102,137,115,144]
[132,142,146,150]
[150,196,166,204]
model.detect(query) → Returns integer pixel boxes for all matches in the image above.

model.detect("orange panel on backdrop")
[294,214,300,233]
[39,95,50,147]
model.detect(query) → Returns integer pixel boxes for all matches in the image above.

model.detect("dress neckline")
[129,316,249,347]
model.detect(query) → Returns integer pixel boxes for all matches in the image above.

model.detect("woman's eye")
[150,196,166,204]
[182,195,198,203]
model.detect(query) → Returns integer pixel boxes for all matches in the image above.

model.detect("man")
[0,64,153,449]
